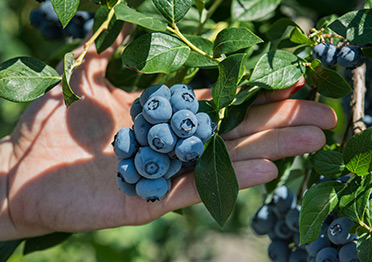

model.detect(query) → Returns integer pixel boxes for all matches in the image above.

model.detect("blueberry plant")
[2,0,372,261]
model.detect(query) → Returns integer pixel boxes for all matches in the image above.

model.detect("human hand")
[0,28,337,241]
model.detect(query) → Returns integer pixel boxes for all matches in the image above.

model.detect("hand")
[0,28,337,240]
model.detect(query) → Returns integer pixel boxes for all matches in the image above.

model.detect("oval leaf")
[310,150,346,178]
[357,235,372,262]
[290,27,315,45]
[122,32,190,74]
[0,57,61,102]
[231,0,281,22]
[62,53,80,107]
[152,0,193,24]
[51,0,79,28]
[248,50,306,90]
[194,134,239,228]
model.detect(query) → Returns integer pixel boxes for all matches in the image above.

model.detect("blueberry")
[117,174,137,197]
[40,1,59,22]
[130,98,143,121]
[315,247,338,262]
[142,96,173,124]
[113,128,139,159]
[147,123,178,153]
[337,45,365,68]
[134,147,170,179]
[251,204,277,235]
[140,84,171,106]
[274,218,293,240]
[313,43,338,68]
[175,136,204,162]
[327,217,356,245]
[163,159,182,179]
[289,249,308,262]
[268,240,291,262]
[30,10,43,28]
[271,186,296,216]
[133,113,152,146]
[171,109,198,138]
[195,112,213,143]
[308,256,316,262]
[285,205,301,232]
[39,23,64,40]
[117,158,141,184]
[339,241,359,262]
[135,177,170,201]
[170,90,199,114]
[170,84,194,95]
[306,233,330,257]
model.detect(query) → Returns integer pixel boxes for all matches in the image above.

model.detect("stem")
[194,0,224,35]
[216,107,226,132]
[359,221,372,232]
[340,113,353,152]
[351,64,367,134]
[167,25,222,63]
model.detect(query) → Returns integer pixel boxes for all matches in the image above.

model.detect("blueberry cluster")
[252,186,359,262]
[112,84,213,201]
[313,42,365,69]
[30,1,93,40]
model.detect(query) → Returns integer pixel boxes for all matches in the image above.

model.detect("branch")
[351,64,367,134]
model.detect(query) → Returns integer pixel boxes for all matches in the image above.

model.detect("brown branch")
[351,64,367,134]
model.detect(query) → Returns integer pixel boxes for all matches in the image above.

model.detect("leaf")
[265,18,297,41]
[62,53,80,107]
[248,50,306,90]
[23,232,72,255]
[232,86,261,105]
[122,32,190,74]
[357,235,372,262]
[365,0,372,8]
[152,0,193,24]
[0,239,23,262]
[290,27,314,45]
[194,134,239,227]
[308,60,352,98]
[362,46,372,60]
[231,0,281,22]
[94,6,124,54]
[183,35,218,68]
[299,181,346,244]
[328,9,372,45]
[198,100,219,124]
[344,127,372,176]
[219,90,260,134]
[212,53,246,110]
[51,0,80,28]
[195,0,205,19]
[310,151,346,178]
[114,3,167,31]
[0,57,61,102]
[213,27,263,57]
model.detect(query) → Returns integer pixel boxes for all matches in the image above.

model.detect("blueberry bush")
[2,0,372,261]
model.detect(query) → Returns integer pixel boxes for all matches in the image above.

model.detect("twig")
[351,64,367,134]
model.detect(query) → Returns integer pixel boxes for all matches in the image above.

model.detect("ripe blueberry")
[133,113,152,146]
[337,45,365,68]
[147,123,178,153]
[142,96,173,124]
[117,158,141,184]
[135,177,170,201]
[313,43,338,68]
[140,84,171,106]
[117,174,137,197]
[171,109,198,138]
[195,112,213,143]
[113,128,138,160]
[170,90,199,113]
[175,136,204,162]
[134,147,170,179]
[130,98,143,121]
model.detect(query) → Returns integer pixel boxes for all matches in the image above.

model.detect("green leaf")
[23,232,72,255]
[0,57,61,102]
[248,50,306,90]
[198,100,219,124]
[212,53,246,110]
[219,90,260,134]
[213,27,263,57]
[344,127,372,176]
[194,134,238,227]
[357,235,372,262]
[94,6,124,54]
[62,53,80,107]
[308,60,352,98]
[232,86,261,105]
[195,0,205,19]
[114,3,167,31]
[231,0,281,22]
[0,239,23,262]
[100,0,117,9]
[152,0,193,24]
[265,18,297,41]
[183,35,218,68]
[299,181,346,244]
[362,46,372,60]
[122,32,190,74]
[365,0,372,8]
[51,0,80,28]
[310,151,346,178]
[328,9,372,45]
[290,27,314,45]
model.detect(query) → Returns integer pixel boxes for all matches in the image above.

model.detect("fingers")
[223,99,337,140]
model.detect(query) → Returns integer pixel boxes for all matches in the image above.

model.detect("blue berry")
[175,136,204,162]
[142,96,173,124]
[195,112,213,143]
[171,109,198,138]
[289,249,308,262]
[135,177,170,201]
[272,186,296,216]
[339,241,359,262]
[147,123,178,153]
[163,159,182,179]
[113,128,139,159]
[40,1,59,22]
[134,147,170,179]
[117,158,141,184]
[251,204,277,235]
[117,174,137,197]
[268,240,291,262]
[315,247,338,262]
[140,84,171,106]
[306,233,330,257]
[30,10,43,28]
[130,98,143,121]
[133,113,152,146]
[327,217,356,245]
[170,84,194,95]
[313,43,338,68]
[337,45,365,68]
[285,205,300,232]
[274,218,293,240]
[170,90,199,113]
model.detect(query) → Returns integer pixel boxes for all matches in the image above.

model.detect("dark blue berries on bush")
[337,45,365,69]
[268,240,291,262]
[112,83,213,201]
[339,241,359,262]
[315,247,338,262]
[251,204,277,235]
[327,217,356,245]
[313,43,338,68]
